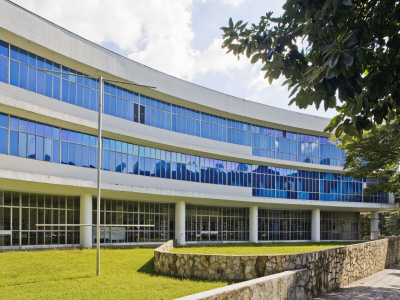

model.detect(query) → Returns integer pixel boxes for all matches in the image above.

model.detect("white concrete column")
[371,211,379,240]
[175,201,185,246]
[249,206,258,243]
[311,208,320,242]
[80,194,92,248]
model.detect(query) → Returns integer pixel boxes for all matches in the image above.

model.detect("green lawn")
[0,247,226,300]
[171,242,360,255]
[0,242,361,299]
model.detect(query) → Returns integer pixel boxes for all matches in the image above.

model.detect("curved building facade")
[0,1,396,249]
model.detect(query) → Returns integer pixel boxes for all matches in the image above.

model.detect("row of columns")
[78,195,381,248]
[175,204,322,246]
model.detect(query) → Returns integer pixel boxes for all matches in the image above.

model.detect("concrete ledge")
[175,269,310,300]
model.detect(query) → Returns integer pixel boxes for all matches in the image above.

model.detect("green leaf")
[221,0,400,141]
[329,52,341,68]
[251,53,260,64]
[335,124,345,137]
[326,70,335,79]
[346,34,358,48]
[246,43,252,58]
[330,114,344,128]
[343,53,354,66]
[357,49,365,63]
[388,110,396,121]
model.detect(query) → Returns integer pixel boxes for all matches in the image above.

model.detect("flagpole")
[96,76,103,276]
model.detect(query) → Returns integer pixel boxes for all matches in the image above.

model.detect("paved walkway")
[314,264,400,300]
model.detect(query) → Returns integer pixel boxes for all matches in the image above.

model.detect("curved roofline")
[1,0,331,134]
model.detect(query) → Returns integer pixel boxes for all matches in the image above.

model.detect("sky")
[12,0,337,119]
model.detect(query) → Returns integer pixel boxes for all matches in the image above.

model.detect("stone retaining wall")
[175,269,310,300]
[154,236,400,297]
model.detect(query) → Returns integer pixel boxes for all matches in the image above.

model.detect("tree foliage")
[221,0,400,138]
[360,211,400,237]
[360,213,371,237]
[384,210,400,235]
[338,118,400,195]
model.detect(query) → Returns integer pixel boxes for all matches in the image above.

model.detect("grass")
[0,242,361,299]
[171,242,360,255]
[0,247,226,300]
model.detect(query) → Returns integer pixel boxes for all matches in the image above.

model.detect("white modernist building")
[0,1,396,249]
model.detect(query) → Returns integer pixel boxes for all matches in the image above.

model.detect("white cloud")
[196,38,248,74]
[12,0,197,78]
[12,0,249,81]
[13,0,145,51]
[245,64,338,117]
[200,0,248,7]
[220,0,248,7]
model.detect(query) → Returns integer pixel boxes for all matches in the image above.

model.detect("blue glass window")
[0,40,8,57]
[10,60,18,86]
[10,130,18,156]
[0,113,7,128]
[61,141,68,164]
[76,84,83,107]
[110,96,116,116]
[68,143,75,165]
[62,79,68,102]
[36,136,44,160]
[76,145,82,166]
[52,140,59,163]
[90,147,97,168]
[0,127,7,154]
[37,57,45,95]
[82,146,89,167]
[0,55,8,83]
[27,134,35,159]
[19,132,27,158]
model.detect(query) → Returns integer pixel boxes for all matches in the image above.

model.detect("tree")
[338,120,400,236]
[384,210,400,235]
[337,119,400,195]
[221,0,400,139]
[360,213,371,238]
[221,1,400,236]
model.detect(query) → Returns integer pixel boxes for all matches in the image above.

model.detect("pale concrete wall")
[154,237,400,297]
[176,269,310,300]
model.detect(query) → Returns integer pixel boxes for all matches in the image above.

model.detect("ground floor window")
[93,198,172,244]
[258,210,311,241]
[321,212,359,240]
[0,191,79,248]
[185,205,249,242]
[0,188,363,249]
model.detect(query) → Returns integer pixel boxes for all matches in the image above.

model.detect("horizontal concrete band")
[0,85,343,173]
[0,163,395,212]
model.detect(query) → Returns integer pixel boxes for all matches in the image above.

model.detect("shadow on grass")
[137,257,156,275]
[137,257,231,284]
